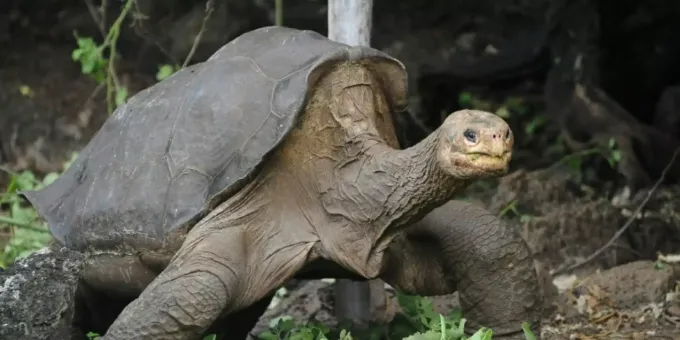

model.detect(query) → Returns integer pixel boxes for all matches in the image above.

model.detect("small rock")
[575,260,678,309]
[0,247,85,340]
[665,305,680,318]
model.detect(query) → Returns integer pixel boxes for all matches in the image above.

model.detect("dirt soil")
[2,34,680,340]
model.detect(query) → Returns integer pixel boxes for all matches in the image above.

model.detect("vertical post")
[328,0,373,47]
[327,0,384,328]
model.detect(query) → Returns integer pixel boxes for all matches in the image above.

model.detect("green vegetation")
[0,153,77,268]
[83,291,537,339]
[72,0,135,114]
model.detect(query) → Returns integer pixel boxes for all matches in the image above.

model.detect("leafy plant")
[259,316,334,340]
[87,332,218,340]
[256,291,537,340]
[156,64,180,81]
[547,137,622,182]
[72,0,135,114]
[0,153,77,268]
[72,34,108,84]
[0,170,51,268]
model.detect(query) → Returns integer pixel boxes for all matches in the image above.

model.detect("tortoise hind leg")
[81,254,160,298]
[380,201,543,340]
[100,221,313,340]
[76,254,160,334]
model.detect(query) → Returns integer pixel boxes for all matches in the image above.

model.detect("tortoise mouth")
[448,151,511,177]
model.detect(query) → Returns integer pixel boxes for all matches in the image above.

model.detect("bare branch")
[552,145,680,276]
[182,0,215,68]
[0,215,49,233]
[100,0,108,36]
[84,0,107,39]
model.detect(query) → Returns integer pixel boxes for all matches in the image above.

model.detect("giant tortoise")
[22,26,542,339]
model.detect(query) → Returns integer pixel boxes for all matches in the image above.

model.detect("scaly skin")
[382,200,542,339]
[99,62,523,340]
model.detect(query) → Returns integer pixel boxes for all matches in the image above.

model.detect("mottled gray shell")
[21,26,408,251]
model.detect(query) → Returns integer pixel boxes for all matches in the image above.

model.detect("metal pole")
[327,0,382,327]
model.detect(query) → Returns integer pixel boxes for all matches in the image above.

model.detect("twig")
[83,0,107,39]
[0,215,49,233]
[100,0,108,35]
[131,24,181,67]
[84,83,105,109]
[0,165,23,180]
[546,147,605,173]
[498,198,517,218]
[104,0,134,114]
[182,0,215,68]
[552,146,680,276]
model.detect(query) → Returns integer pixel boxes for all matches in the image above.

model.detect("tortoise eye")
[463,129,477,143]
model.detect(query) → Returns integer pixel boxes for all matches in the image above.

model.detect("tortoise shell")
[21,26,408,251]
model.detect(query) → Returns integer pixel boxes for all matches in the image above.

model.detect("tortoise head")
[435,109,514,179]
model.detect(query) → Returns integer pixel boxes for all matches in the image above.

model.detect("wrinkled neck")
[374,129,468,229]
[316,127,471,276]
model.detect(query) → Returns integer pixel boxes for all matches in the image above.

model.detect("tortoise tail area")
[19,166,81,246]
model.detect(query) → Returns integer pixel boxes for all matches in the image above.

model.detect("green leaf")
[519,214,533,223]
[305,320,330,336]
[566,157,581,171]
[115,87,129,107]
[495,106,511,119]
[417,298,440,328]
[71,48,83,61]
[86,332,100,340]
[258,331,279,340]
[14,171,38,191]
[387,313,421,339]
[63,152,79,170]
[338,329,353,340]
[448,309,463,324]
[289,328,315,340]
[273,315,295,332]
[504,96,529,116]
[458,92,473,107]
[439,315,447,339]
[450,318,466,338]
[521,322,536,340]
[41,173,61,188]
[467,328,493,340]
[524,116,546,136]
[403,330,444,340]
[10,204,36,223]
[156,64,178,81]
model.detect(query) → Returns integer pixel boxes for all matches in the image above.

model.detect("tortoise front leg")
[101,223,311,340]
[380,200,543,340]
[208,293,275,340]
